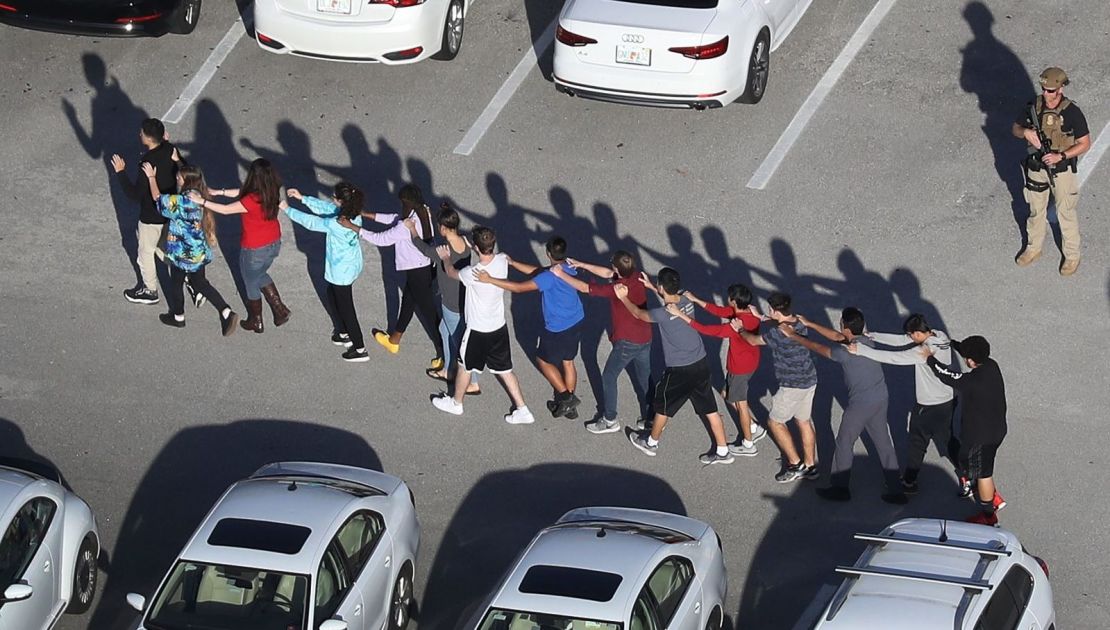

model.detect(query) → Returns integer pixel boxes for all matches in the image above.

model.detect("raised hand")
[474,268,492,283]
[436,245,450,261]
[110,154,126,173]
[140,162,156,178]
[614,283,629,299]
[665,303,682,318]
[287,188,303,200]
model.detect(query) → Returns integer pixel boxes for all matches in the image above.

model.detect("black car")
[0,0,201,36]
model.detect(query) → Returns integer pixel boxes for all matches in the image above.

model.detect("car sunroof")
[208,518,312,555]
[518,565,623,602]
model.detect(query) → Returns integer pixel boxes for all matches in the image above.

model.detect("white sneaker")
[504,406,535,425]
[432,395,464,416]
[751,424,768,443]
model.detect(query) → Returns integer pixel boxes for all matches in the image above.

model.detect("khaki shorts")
[769,385,816,424]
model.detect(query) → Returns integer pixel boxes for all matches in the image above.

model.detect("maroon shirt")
[589,276,652,345]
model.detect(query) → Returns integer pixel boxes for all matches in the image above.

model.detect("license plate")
[317,0,351,14]
[616,44,651,66]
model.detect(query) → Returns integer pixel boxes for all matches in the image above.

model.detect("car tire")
[432,0,464,61]
[169,0,202,35]
[736,30,770,104]
[65,535,98,615]
[388,562,415,630]
[705,606,722,630]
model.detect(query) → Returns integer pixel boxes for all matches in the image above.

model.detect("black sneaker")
[159,313,185,328]
[802,465,820,481]
[220,311,240,337]
[901,478,920,494]
[775,463,806,483]
[816,486,852,501]
[552,392,581,418]
[628,432,658,457]
[546,399,562,418]
[331,332,353,347]
[125,287,159,305]
[342,347,370,363]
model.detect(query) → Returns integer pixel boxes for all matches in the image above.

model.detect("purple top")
[358,208,433,271]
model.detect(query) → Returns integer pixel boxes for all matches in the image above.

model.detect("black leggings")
[327,283,364,349]
[394,264,443,357]
[169,265,229,317]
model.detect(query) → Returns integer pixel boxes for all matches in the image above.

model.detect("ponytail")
[334,181,364,220]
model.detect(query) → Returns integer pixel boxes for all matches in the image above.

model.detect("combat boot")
[1015,248,1042,267]
[240,299,264,333]
[260,283,291,326]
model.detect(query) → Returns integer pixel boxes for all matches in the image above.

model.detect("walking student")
[287,183,369,362]
[850,314,956,493]
[357,184,444,368]
[677,285,766,456]
[431,226,534,425]
[110,117,180,305]
[739,292,819,482]
[203,158,291,332]
[618,268,734,465]
[141,163,239,335]
[551,252,653,434]
[781,309,906,504]
[923,336,1008,525]
[476,237,585,419]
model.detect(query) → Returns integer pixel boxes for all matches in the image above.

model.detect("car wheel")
[65,536,98,615]
[169,0,202,35]
[737,30,770,104]
[705,606,722,630]
[388,563,415,630]
[432,0,464,61]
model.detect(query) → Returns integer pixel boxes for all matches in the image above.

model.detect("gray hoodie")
[855,330,954,405]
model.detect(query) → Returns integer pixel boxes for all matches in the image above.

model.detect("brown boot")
[1059,258,1080,276]
[260,283,291,326]
[1015,248,1042,267]
[241,299,264,333]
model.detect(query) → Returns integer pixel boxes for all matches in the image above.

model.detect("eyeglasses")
[1042,87,1059,94]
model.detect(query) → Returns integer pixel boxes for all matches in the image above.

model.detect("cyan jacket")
[284,197,364,286]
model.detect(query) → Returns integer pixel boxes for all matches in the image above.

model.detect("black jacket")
[927,356,1007,446]
[115,141,181,225]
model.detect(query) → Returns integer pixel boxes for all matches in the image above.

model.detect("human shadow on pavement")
[521,0,562,80]
[61,52,150,289]
[734,459,968,629]
[0,418,68,489]
[420,464,686,630]
[959,0,1037,249]
[87,419,382,630]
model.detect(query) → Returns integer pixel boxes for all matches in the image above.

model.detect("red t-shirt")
[692,303,761,375]
[589,276,652,345]
[239,193,281,249]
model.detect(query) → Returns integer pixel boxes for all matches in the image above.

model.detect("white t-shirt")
[459,253,509,332]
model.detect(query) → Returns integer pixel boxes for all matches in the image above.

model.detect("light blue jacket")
[284,197,364,286]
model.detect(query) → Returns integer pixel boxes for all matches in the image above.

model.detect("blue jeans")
[240,241,281,300]
[601,340,651,421]
[440,305,477,382]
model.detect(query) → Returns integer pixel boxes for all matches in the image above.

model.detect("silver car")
[127,461,421,630]
[0,459,99,630]
[469,507,728,630]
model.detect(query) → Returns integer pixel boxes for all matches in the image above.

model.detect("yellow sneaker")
[429,357,444,371]
[373,330,400,354]
[1015,249,1042,267]
[1059,258,1080,276]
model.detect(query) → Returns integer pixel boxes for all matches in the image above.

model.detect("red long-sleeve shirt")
[692,303,761,375]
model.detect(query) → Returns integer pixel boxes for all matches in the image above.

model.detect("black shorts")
[959,443,1000,480]
[653,358,717,418]
[460,326,513,374]
[537,322,582,364]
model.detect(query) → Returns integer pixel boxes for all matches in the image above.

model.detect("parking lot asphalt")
[1,0,1108,628]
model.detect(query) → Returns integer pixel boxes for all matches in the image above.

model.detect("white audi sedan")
[0,459,99,630]
[467,507,728,630]
[554,0,812,108]
[126,462,420,630]
[254,0,468,63]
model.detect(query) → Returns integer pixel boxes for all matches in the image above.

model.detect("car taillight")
[0,3,17,12]
[669,36,729,60]
[383,46,423,60]
[556,25,597,47]
[114,12,163,23]
[370,0,425,6]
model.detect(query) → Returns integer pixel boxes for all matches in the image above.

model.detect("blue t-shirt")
[533,265,585,333]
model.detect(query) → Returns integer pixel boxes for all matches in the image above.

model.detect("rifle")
[1028,101,1056,189]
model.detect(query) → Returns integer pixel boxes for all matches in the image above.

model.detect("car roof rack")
[833,565,993,591]
[853,532,1012,558]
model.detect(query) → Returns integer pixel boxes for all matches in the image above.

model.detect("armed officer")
[1012,67,1091,276]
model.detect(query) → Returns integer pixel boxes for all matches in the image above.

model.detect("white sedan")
[0,459,99,630]
[254,0,468,63]
[467,507,728,630]
[554,0,813,108]
[126,461,421,630]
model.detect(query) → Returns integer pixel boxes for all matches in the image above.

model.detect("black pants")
[902,400,957,483]
[327,283,364,349]
[169,265,229,317]
[395,264,443,357]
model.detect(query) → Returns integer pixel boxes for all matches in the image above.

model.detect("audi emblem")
[621,34,645,43]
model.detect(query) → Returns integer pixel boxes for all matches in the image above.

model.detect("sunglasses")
[1042,87,1059,94]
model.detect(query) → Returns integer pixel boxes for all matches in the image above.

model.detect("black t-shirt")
[1016,99,1090,140]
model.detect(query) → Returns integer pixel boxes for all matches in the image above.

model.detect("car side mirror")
[1,583,33,603]
[320,619,348,630]
[126,593,146,612]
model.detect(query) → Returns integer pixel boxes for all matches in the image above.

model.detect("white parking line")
[746,0,900,190]
[1077,121,1110,188]
[163,16,250,124]
[453,17,558,156]
[791,583,837,630]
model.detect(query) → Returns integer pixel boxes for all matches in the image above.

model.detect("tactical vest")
[1035,95,1074,152]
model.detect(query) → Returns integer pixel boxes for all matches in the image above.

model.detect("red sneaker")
[992,491,1007,512]
[966,511,999,526]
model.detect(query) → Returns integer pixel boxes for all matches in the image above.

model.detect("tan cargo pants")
[1024,167,1081,260]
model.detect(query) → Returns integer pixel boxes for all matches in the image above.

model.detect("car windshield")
[477,608,622,630]
[145,561,308,630]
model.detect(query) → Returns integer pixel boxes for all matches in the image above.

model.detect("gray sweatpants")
[830,397,900,490]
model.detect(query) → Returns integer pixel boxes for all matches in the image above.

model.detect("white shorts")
[769,385,816,424]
